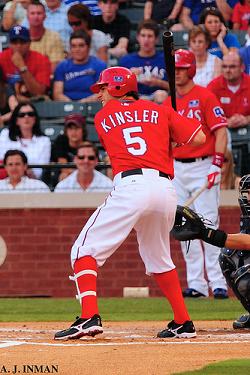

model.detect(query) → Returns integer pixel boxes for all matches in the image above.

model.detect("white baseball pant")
[173,158,227,296]
[71,168,177,275]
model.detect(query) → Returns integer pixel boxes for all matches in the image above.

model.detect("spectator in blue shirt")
[200,7,240,59]
[119,19,169,103]
[239,44,250,74]
[53,30,106,102]
[179,0,239,30]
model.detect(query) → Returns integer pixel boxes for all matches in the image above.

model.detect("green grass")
[175,359,250,374]
[0,297,245,322]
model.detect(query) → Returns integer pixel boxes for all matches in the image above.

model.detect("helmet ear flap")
[187,64,196,79]
[175,49,196,78]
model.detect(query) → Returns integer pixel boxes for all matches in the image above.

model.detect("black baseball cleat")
[233,314,250,329]
[157,320,197,338]
[213,288,228,299]
[54,314,103,340]
[182,288,206,298]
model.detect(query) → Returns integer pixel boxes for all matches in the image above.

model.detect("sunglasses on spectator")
[77,155,96,160]
[17,111,36,118]
[69,20,82,27]
[222,64,240,69]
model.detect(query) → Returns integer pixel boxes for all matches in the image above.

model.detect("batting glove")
[207,164,221,189]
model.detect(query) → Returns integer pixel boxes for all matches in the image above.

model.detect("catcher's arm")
[224,233,250,250]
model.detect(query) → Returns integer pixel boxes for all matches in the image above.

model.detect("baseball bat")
[162,30,176,111]
[184,182,208,207]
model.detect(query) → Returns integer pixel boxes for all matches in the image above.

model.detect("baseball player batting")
[164,49,228,299]
[54,66,206,340]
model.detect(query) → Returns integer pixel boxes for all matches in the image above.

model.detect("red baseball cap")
[64,113,86,128]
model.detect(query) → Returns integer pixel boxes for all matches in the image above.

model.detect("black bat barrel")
[162,31,176,111]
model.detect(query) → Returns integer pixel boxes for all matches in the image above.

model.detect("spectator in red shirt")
[232,0,250,31]
[208,51,250,176]
[0,25,51,106]
[208,51,250,129]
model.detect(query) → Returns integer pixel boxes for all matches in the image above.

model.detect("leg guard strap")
[69,270,97,304]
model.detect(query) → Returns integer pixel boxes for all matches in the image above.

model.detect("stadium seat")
[230,126,250,145]
[119,7,144,30]
[131,1,145,7]
[0,31,9,51]
[230,30,247,47]
[232,147,243,177]
[172,31,189,49]
[86,102,102,144]
[40,122,64,142]
[86,102,102,118]
[0,0,5,9]
[230,127,250,176]
[33,101,87,124]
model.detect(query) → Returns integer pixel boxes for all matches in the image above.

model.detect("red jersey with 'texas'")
[94,99,202,177]
[164,85,227,159]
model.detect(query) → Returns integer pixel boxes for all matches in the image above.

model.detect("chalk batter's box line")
[1,339,250,349]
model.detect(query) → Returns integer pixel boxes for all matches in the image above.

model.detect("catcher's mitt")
[171,205,227,248]
[171,205,206,241]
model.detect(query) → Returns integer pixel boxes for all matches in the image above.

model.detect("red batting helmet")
[90,67,138,96]
[175,49,196,79]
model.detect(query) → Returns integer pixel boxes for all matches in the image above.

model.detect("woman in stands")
[200,7,241,59]
[0,102,51,179]
[67,3,110,62]
[189,25,222,87]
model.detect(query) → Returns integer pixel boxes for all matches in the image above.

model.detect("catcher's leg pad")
[219,249,250,312]
[219,249,237,288]
[232,264,250,313]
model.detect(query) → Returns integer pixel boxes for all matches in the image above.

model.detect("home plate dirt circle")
[0,321,250,375]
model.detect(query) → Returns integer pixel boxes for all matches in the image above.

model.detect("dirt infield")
[0,321,250,375]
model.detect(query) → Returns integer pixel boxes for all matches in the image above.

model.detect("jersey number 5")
[123,127,147,156]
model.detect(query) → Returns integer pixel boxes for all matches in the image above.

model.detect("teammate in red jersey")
[54,66,205,340]
[164,49,228,300]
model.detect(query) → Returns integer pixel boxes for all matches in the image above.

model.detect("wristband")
[202,227,227,248]
[212,152,224,168]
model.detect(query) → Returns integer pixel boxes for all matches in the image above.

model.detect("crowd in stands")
[0,0,250,192]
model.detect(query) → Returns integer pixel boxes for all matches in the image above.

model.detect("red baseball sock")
[73,256,99,319]
[154,269,190,324]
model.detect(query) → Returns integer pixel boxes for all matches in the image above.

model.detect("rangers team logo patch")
[189,99,199,108]
[213,106,225,117]
[113,76,124,82]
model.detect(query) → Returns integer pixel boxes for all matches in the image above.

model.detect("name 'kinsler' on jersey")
[101,109,159,133]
